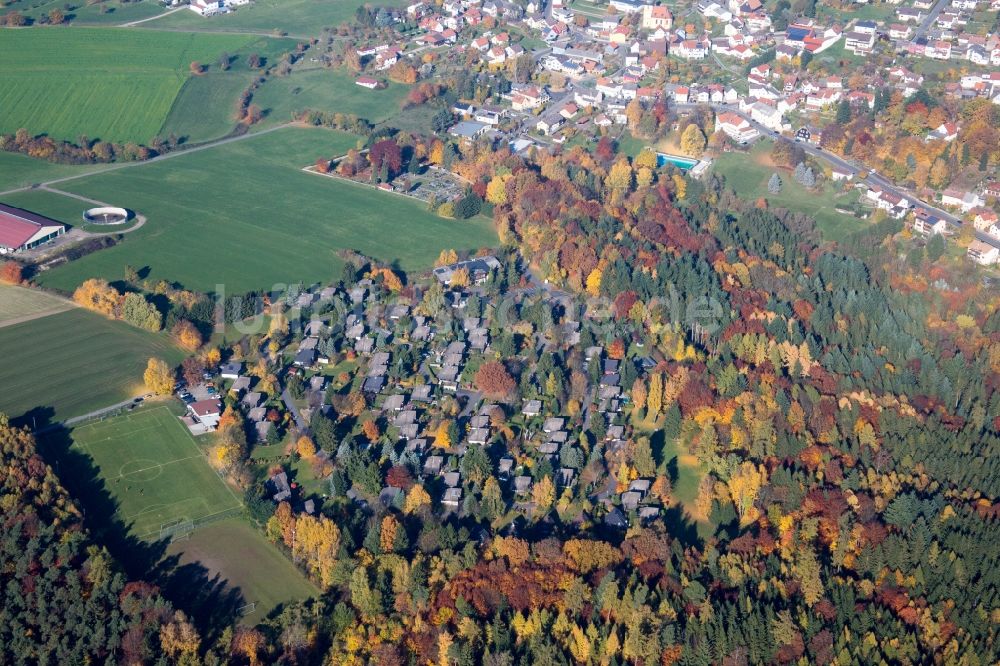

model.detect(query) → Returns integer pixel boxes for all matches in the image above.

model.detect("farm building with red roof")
[0,203,65,254]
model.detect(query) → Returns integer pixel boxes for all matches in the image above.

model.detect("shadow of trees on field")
[38,425,245,641]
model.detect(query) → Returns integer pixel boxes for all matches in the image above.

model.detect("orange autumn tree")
[73,278,119,317]
[172,320,203,352]
[0,261,23,284]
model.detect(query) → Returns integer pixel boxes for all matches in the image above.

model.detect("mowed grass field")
[70,406,242,538]
[254,68,411,125]
[144,0,407,35]
[160,72,256,144]
[167,518,318,619]
[35,127,498,293]
[713,142,866,242]
[0,308,183,423]
[0,152,103,192]
[0,28,255,144]
[0,284,74,326]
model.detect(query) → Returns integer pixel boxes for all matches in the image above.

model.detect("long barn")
[0,203,65,254]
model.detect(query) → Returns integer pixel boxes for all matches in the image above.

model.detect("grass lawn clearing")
[713,142,868,242]
[166,517,318,620]
[0,284,74,327]
[255,67,411,126]
[34,127,498,294]
[0,308,183,424]
[0,28,255,144]
[142,0,408,35]
[69,406,242,539]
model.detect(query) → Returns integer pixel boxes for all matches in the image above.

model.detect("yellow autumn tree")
[486,174,512,205]
[605,158,633,195]
[433,420,452,448]
[532,475,555,513]
[563,539,623,573]
[172,320,203,352]
[672,173,687,199]
[449,267,470,287]
[436,249,459,267]
[585,268,602,297]
[492,536,530,566]
[296,435,317,459]
[634,148,658,170]
[159,611,201,659]
[647,373,663,415]
[569,624,591,663]
[143,358,174,395]
[404,484,431,514]
[291,513,341,588]
[727,461,768,525]
[680,123,706,156]
[204,347,222,367]
[73,278,119,317]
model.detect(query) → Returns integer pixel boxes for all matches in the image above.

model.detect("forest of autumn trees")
[7,118,1000,664]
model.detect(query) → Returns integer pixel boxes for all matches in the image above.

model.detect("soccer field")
[70,406,242,539]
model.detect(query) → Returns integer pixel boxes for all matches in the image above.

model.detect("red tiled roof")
[190,399,222,417]
[0,204,59,250]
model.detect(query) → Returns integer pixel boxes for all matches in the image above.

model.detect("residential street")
[673,102,1000,251]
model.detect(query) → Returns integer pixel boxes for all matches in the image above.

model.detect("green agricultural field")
[254,68,411,126]
[143,0,407,36]
[0,153,103,193]
[0,28,255,144]
[69,406,242,538]
[35,127,498,293]
[166,517,318,620]
[160,72,255,144]
[0,284,74,327]
[713,142,867,242]
[0,308,183,424]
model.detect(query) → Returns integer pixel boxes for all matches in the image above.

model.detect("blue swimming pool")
[657,153,699,170]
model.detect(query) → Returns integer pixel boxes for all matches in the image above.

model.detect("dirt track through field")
[0,303,76,329]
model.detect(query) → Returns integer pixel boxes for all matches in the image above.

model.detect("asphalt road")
[916,0,951,39]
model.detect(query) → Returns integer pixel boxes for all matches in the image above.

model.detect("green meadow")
[0,308,183,423]
[253,67,412,125]
[142,0,408,35]
[713,141,867,242]
[0,28,258,143]
[29,127,497,293]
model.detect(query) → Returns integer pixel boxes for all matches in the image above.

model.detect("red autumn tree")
[386,465,413,490]
[369,139,403,179]
[474,361,517,399]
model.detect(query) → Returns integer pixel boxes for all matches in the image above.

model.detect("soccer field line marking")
[83,422,166,444]
[115,453,204,477]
